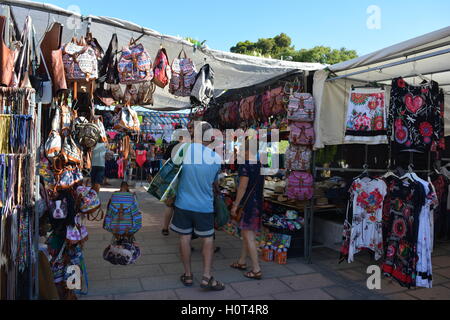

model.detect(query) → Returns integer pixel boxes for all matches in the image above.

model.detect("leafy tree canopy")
[230,33,357,64]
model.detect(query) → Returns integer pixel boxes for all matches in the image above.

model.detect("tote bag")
[147,143,190,203]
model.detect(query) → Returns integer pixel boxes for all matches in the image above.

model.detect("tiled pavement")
[80,181,450,300]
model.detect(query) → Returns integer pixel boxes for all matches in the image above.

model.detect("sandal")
[162,229,169,236]
[200,276,225,291]
[180,274,194,287]
[244,270,262,280]
[230,262,248,271]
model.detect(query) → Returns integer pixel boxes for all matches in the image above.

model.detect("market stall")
[310,26,450,289]
[0,0,325,300]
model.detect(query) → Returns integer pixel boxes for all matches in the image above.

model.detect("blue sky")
[42,0,450,56]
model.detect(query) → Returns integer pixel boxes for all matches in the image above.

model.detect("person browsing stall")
[91,138,108,194]
[170,121,225,291]
[230,138,265,280]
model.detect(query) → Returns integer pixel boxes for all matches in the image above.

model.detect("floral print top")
[348,177,387,263]
[388,78,444,153]
[345,88,387,144]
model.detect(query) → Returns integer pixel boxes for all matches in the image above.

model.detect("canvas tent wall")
[313,26,450,150]
[1,0,324,111]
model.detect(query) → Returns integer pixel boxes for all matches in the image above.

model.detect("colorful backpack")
[60,129,82,165]
[262,90,273,119]
[104,192,142,236]
[289,122,315,145]
[286,172,314,201]
[169,50,197,97]
[76,186,102,216]
[240,96,256,121]
[62,40,98,81]
[118,42,153,85]
[287,93,316,122]
[153,48,171,88]
[270,87,286,116]
[66,214,89,245]
[54,166,83,191]
[285,145,312,171]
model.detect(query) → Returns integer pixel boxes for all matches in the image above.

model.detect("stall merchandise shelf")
[264,198,313,263]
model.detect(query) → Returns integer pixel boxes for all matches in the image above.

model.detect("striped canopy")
[140,112,190,126]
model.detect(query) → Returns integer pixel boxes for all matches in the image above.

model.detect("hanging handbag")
[62,38,98,81]
[286,172,314,201]
[35,50,53,104]
[240,96,256,121]
[39,22,67,93]
[262,90,273,119]
[270,87,287,116]
[169,49,197,97]
[11,16,34,89]
[287,93,316,122]
[0,16,15,86]
[76,185,103,221]
[60,128,82,164]
[99,33,119,84]
[66,214,89,245]
[113,106,140,133]
[45,107,62,160]
[94,83,115,106]
[190,64,215,107]
[152,47,171,88]
[289,122,315,145]
[104,192,142,236]
[74,116,101,149]
[118,40,153,84]
[233,183,258,223]
[50,198,68,219]
[51,48,68,92]
[54,165,83,191]
[94,116,108,143]
[137,81,156,106]
[285,145,312,171]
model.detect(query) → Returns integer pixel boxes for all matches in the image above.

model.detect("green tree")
[230,33,357,64]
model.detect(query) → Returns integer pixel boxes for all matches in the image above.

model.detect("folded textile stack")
[263,214,304,232]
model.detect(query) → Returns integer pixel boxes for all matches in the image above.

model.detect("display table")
[264,198,343,264]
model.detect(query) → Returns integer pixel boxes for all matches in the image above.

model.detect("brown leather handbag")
[39,22,67,93]
[232,184,257,223]
[0,16,15,87]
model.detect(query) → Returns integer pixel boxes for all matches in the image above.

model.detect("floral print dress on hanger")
[348,177,387,263]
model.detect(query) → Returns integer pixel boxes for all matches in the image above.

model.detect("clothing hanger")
[400,164,418,182]
[382,168,399,179]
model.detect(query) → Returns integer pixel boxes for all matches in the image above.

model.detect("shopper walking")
[170,121,225,291]
[91,139,108,194]
[230,138,265,280]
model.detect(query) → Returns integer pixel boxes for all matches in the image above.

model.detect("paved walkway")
[80,180,450,300]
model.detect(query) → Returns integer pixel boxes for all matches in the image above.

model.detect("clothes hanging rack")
[314,167,432,174]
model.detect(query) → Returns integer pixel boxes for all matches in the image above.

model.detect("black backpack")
[190,64,215,107]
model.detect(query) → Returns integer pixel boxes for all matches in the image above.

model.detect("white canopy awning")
[313,26,450,149]
[1,0,325,111]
